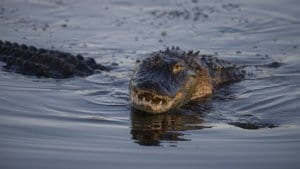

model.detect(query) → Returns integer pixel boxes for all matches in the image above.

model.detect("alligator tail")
[0,40,108,78]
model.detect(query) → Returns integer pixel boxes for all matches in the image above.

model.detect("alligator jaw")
[130,88,175,114]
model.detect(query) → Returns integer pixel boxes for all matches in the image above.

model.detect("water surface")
[0,0,299,168]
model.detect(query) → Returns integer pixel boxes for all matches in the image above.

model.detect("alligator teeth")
[143,97,145,102]
[159,100,162,105]
[149,100,152,104]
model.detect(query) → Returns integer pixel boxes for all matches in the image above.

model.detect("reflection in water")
[130,98,279,146]
[131,106,211,146]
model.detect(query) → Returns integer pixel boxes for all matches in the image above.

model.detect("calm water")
[0,0,299,168]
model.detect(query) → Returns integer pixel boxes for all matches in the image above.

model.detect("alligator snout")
[134,80,176,97]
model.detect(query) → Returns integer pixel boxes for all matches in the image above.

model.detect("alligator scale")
[129,47,245,113]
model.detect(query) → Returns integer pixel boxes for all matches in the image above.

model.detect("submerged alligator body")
[0,40,108,78]
[130,47,245,114]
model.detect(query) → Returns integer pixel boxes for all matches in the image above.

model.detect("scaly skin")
[0,40,108,78]
[130,47,245,114]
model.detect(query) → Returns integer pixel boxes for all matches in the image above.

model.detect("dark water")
[0,0,300,168]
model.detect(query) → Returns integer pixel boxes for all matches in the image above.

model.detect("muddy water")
[0,0,299,169]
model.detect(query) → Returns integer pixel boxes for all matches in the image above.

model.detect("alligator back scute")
[196,54,245,87]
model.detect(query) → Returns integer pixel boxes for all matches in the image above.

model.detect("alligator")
[0,40,108,78]
[129,47,245,114]
[0,40,277,130]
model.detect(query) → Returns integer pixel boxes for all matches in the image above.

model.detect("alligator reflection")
[131,107,211,146]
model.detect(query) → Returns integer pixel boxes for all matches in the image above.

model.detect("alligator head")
[129,48,201,114]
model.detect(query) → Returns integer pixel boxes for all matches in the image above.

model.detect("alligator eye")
[173,63,184,74]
